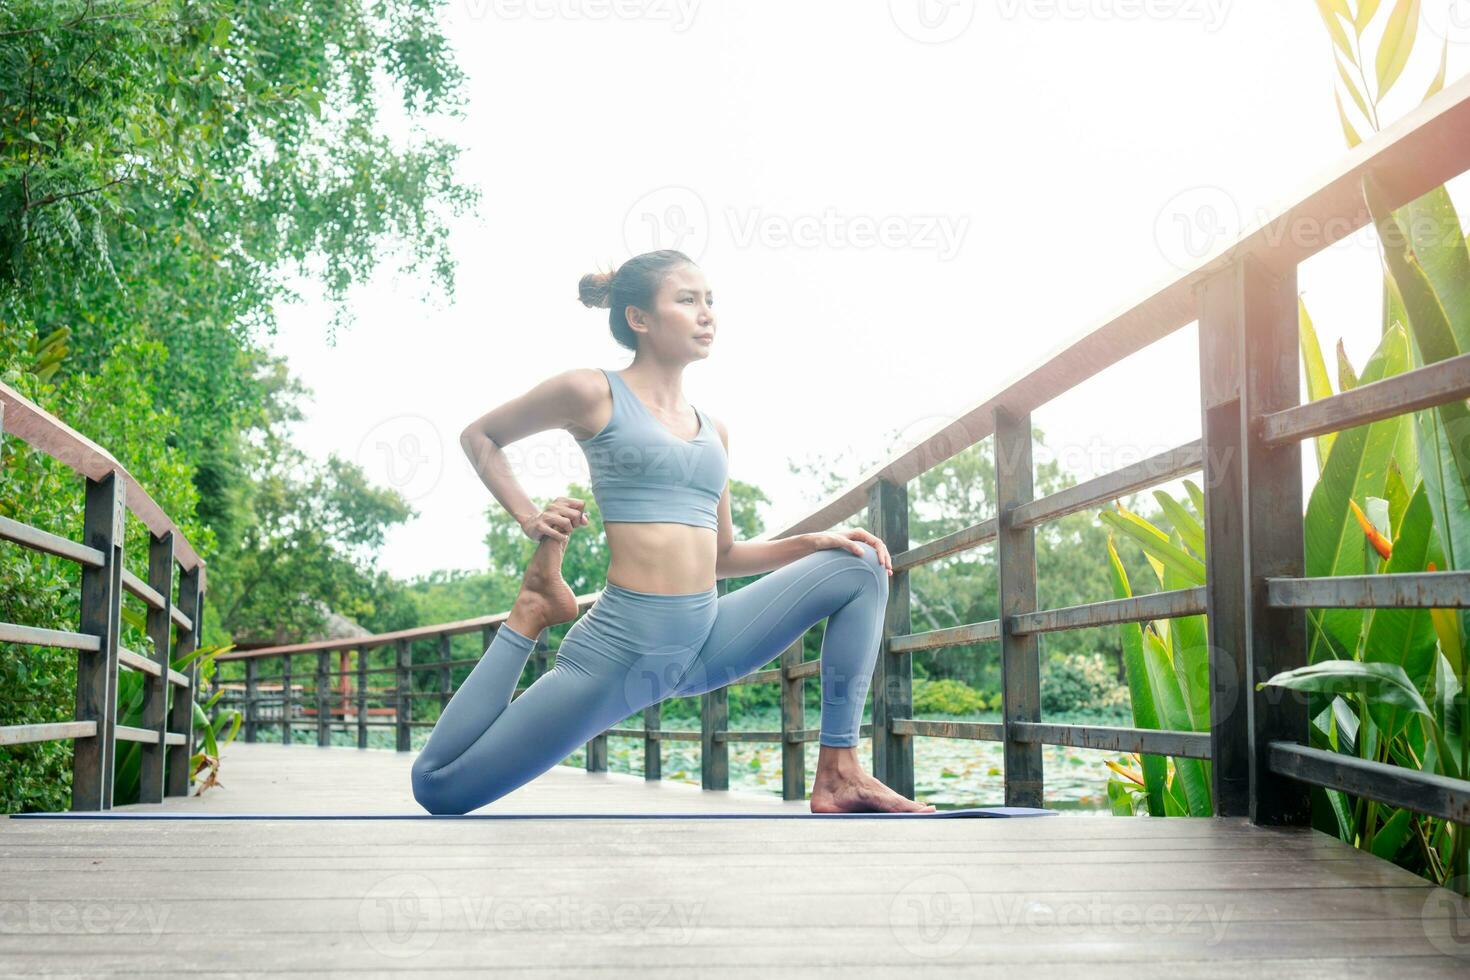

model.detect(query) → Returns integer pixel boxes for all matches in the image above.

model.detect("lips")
[695,335,714,342]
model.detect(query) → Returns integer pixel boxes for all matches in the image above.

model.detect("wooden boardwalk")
[0,743,1466,976]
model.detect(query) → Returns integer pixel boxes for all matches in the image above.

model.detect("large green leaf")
[1153,490,1205,560]
[1384,459,1411,536]
[1299,297,1337,469]
[1355,0,1383,32]
[1371,806,1414,860]
[1261,660,1432,719]
[1143,626,1213,816]
[1260,660,1456,778]
[1315,0,1357,64]
[1303,324,1411,661]
[1366,179,1470,716]
[1099,508,1206,585]
[1107,536,1166,815]
[1184,480,1206,523]
[1362,483,1440,736]
[1375,0,1421,99]
[1163,533,1211,736]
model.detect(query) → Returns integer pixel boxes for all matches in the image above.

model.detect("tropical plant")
[1102,3,1470,891]
[111,638,242,804]
[1098,486,1212,818]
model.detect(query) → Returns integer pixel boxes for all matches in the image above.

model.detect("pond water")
[559,711,1130,813]
[324,709,1134,811]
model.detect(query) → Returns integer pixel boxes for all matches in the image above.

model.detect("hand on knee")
[850,541,888,588]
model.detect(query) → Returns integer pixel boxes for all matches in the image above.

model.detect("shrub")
[912,677,994,715]
[1041,653,1127,715]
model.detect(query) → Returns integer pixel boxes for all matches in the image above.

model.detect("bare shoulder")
[562,366,610,400]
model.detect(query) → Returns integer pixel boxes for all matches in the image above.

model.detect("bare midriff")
[604,522,718,594]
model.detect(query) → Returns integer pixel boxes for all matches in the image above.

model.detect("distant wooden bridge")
[6,71,1470,975]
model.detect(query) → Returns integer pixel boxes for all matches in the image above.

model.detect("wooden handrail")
[757,73,1470,544]
[0,381,203,572]
[0,394,206,810]
[159,72,1470,835]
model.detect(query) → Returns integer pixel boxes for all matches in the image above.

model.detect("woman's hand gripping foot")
[809,745,937,813]
[505,501,586,638]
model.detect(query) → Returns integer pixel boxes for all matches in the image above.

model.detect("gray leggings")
[411,541,889,815]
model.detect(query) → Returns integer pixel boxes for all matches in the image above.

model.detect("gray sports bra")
[574,368,727,531]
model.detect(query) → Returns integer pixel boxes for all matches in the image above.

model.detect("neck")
[625,358,687,409]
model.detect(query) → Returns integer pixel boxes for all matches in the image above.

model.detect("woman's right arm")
[459,369,595,543]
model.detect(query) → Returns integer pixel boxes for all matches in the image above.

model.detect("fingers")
[848,529,893,575]
[552,498,590,528]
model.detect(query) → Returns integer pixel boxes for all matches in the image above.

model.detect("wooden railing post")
[1199,264,1252,817]
[1237,254,1311,826]
[356,646,369,749]
[869,478,913,797]
[643,698,661,781]
[995,406,1043,808]
[280,654,292,745]
[139,529,175,803]
[72,471,124,811]
[166,561,203,797]
[395,639,411,752]
[779,638,805,801]
[244,657,258,743]
[438,634,453,716]
[586,731,608,772]
[316,650,331,746]
[700,579,731,791]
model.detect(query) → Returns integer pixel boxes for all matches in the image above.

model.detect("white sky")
[269,1,1470,581]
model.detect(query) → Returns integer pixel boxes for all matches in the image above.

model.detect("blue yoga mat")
[12,806,1057,821]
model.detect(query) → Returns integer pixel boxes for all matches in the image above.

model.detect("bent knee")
[411,757,469,816]
[817,540,888,598]
[850,541,888,585]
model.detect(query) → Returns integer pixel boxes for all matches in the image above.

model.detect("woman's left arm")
[708,416,893,580]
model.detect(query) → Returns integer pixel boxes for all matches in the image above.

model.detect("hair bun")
[578,269,616,309]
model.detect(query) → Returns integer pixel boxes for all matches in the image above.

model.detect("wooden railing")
[0,385,206,810]
[213,74,1470,827]
[15,75,1470,834]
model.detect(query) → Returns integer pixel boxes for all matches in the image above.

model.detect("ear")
[624,304,651,334]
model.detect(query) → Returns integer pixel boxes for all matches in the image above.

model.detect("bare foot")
[809,746,937,813]
[505,536,579,638]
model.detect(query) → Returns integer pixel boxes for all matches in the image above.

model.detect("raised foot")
[809,769,937,814]
[511,537,579,635]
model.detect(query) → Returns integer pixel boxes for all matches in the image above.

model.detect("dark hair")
[578,249,694,351]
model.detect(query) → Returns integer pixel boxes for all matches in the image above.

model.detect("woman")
[410,249,934,815]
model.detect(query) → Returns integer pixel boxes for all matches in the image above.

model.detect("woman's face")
[629,263,716,360]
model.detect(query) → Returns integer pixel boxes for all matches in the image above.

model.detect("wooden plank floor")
[2,742,1469,976]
